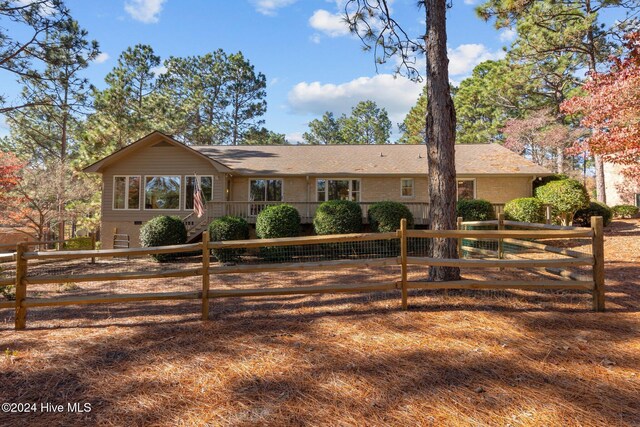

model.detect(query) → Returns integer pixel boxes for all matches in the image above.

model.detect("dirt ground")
[0,220,638,426]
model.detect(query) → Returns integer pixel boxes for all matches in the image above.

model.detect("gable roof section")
[82,131,233,173]
[192,143,552,176]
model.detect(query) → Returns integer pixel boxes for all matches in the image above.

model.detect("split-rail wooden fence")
[0,216,605,330]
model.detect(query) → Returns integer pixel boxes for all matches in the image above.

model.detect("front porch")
[211,201,432,225]
[183,201,506,241]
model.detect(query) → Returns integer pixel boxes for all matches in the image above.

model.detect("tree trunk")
[556,146,564,174]
[425,0,460,281]
[584,0,606,203]
[595,154,606,203]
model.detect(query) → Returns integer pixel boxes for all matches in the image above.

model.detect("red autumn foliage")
[562,32,640,184]
[0,151,22,203]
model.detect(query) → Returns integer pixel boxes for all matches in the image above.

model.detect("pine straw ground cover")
[0,220,639,426]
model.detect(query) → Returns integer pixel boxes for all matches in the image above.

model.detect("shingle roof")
[192,143,552,176]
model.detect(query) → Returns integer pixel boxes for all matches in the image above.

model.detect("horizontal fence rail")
[1,216,606,330]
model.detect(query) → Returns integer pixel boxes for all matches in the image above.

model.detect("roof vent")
[380,152,384,157]
[418,153,423,158]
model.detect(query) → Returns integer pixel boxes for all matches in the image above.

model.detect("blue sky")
[0,0,618,142]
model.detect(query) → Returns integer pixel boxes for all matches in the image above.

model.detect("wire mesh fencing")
[2,217,605,330]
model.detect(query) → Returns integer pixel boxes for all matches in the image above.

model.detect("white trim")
[248,178,284,202]
[456,178,477,200]
[400,178,415,198]
[315,178,361,202]
[143,175,182,211]
[112,175,141,210]
[184,175,214,210]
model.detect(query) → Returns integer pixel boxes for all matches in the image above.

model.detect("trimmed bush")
[256,204,301,239]
[535,179,589,226]
[139,215,187,262]
[313,200,363,235]
[208,216,250,262]
[504,197,545,224]
[612,204,639,218]
[63,236,93,250]
[532,173,569,192]
[456,199,495,221]
[573,202,613,227]
[368,201,414,232]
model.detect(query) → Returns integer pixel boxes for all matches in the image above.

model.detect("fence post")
[399,218,408,310]
[545,205,552,225]
[456,216,463,257]
[591,216,605,312]
[15,243,28,330]
[90,232,96,264]
[498,213,505,269]
[201,231,211,320]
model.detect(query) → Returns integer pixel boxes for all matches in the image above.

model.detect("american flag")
[193,174,205,218]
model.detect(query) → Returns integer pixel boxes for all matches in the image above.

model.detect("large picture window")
[185,176,213,210]
[317,179,360,202]
[144,176,181,210]
[250,179,283,202]
[113,176,140,210]
[457,179,476,200]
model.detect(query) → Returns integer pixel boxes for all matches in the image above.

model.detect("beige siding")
[475,176,532,203]
[360,177,429,203]
[100,145,222,248]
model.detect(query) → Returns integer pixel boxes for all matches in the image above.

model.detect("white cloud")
[447,44,505,76]
[251,0,297,16]
[499,28,517,43]
[309,34,321,44]
[463,0,477,4]
[287,74,422,126]
[93,52,110,64]
[285,132,304,144]
[124,0,166,24]
[309,9,349,37]
[268,77,280,87]
[150,65,168,76]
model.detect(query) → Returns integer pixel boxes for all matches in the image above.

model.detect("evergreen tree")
[339,100,391,145]
[80,44,161,163]
[303,112,344,145]
[398,86,427,144]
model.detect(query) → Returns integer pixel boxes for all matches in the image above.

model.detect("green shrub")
[313,200,363,235]
[63,236,94,250]
[532,173,569,192]
[256,204,301,239]
[456,199,495,221]
[573,202,613,227]
[612,204,639,218]
[535,179,589,226]
[504,197,545,224]
[368,201,414,232]
[208,216,250,262]
[139,215,187,262]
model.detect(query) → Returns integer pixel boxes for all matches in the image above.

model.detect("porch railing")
[206,201,507,225]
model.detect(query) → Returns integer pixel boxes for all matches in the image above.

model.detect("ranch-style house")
[83,131,552,248]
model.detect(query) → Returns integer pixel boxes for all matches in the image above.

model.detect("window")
[113,176,140,210]
[457,179,475,200]
[636,193,640,208]
[185,176,213,210]
[317,179,360,202]
[401,178,414,197]
[249,179,283,202]
[144,176,181,210]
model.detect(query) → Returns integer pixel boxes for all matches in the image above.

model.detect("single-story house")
[83,131,552,248]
